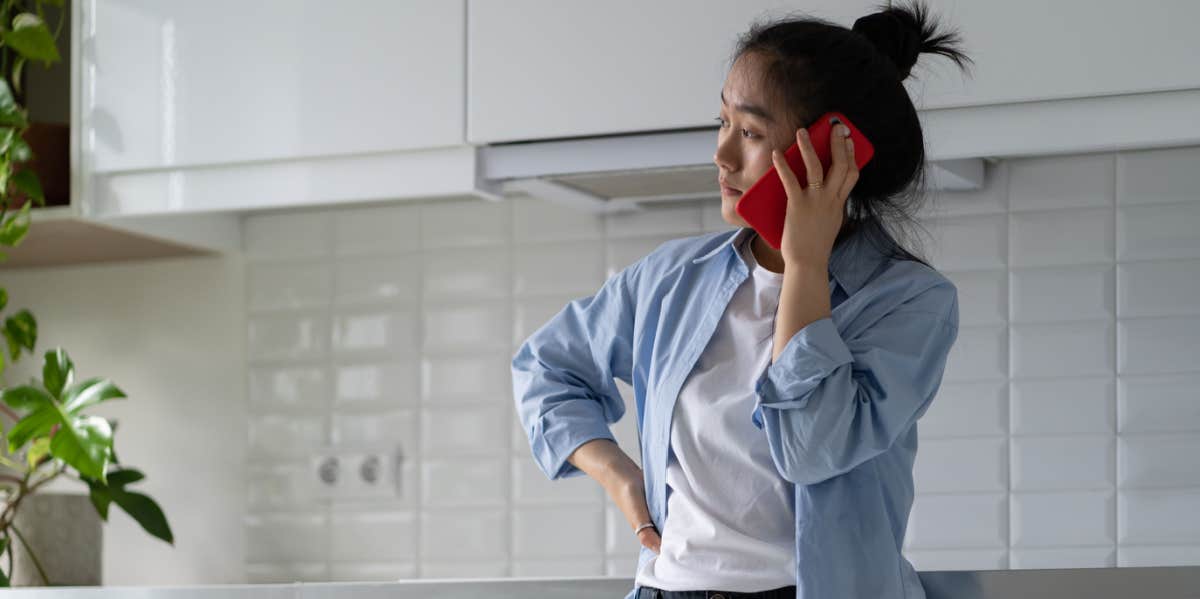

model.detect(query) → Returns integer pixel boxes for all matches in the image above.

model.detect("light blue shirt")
[512,225,959,599]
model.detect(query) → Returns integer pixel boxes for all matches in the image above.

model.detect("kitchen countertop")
[2,566,1199,598]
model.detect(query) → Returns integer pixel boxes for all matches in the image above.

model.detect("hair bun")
[852,9,923,80]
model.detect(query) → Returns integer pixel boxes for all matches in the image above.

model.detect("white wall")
[0,254,247,585]
[238,144,1200,581]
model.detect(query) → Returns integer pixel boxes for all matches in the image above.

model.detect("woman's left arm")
[760,121,958,486]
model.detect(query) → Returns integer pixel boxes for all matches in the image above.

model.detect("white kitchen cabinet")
[468,0,1200,144]
[467,0,878,144]
[86,0,465,172]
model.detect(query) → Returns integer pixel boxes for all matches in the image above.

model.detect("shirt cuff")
[755,316,854,409]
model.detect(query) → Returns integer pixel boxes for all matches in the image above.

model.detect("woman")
[512,2,972,598]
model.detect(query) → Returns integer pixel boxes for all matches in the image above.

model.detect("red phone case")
[734,111,875,249]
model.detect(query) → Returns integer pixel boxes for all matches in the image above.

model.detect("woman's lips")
[721,185,743,196]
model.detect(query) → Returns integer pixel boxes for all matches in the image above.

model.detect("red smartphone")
[734,111,874,249]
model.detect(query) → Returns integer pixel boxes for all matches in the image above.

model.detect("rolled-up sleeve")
[752,285,959,485]
[511,264,639,481]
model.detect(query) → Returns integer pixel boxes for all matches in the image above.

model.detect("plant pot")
[9,492,101,586]
[12,122,70,209]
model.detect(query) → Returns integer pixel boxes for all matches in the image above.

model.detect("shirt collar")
[692,226,892,295]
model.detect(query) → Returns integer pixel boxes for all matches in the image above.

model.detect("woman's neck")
[750,231,787,274]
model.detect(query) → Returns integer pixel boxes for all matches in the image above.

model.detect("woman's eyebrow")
[720,90,776,123]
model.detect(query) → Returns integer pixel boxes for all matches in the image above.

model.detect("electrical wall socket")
[309,446,403,500]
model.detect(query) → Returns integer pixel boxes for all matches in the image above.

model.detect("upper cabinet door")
[86,0,465,172]
[914,0,1200,110]
[467,0,878,144]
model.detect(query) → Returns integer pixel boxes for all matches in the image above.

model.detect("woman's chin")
[720,197,749,228]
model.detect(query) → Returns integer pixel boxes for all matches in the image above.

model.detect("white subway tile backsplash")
[1009,547,1115,569]
[330,510,417,561]
[604,205,702,239]
[606,235,683,277]
[420,200,511,249]
[512,505,605,558]
[1119,545,1200,567]
[606,557,641,577]
[246,512,328,562]
[331,409,416,448]
[332,309,419,356]
[249,414,327,457]
[513,296,576,346]
[418,560,508,579]
[249,364,331,409]
[1118,259,1200,318]
[701,202,733,232]
[914,438,1006,493]
[906,494,1006,549]
[248,262,333,310]
[422,304,511,353]
[605,505,641,557]
[1011,491,1115,547]
[943,270,1007,327]
[333,359,419,406]
[925,214,1006,271]
[1011,321,1113,379]
[1118,317,1200,375]
[1011,266,1114,323]
[422,249,511,302]
[1011,377,1115,435]
[422,457,507,507]
[248,461,316,509]
[511,457,603,506]
[1010,207,1114,268]
[919,161,1008,219]
[419,510,508,560]
[920,381,1007,438]
[514,242,606,297]
[1008,154,1114,213]
[1117,146,1200,206]
[421,353,514,403]
[511,558,604,577]
[942,325,1007,382]
[248,312,330,361]
[512,196,605,244]
[334,257,420,306]
[1011,436,1114,491]
[421,404,508,457]
[1118,202,1200,261]
[245,212,334,260]
[1119,435,1200,489]
[1119,489,1200,545]
[1119,374,1200,433]
[903,548,1008,571]
[334,204,420,256]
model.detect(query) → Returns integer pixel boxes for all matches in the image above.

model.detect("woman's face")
[714,52,798,228]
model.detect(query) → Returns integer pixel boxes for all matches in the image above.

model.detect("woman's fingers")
[794,127,824,191]
[638,529,662,553]
[771,147,803,204]
[827,121,849,190]
[838,134,860,201]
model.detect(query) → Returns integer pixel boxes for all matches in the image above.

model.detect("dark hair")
[730,0,974,269]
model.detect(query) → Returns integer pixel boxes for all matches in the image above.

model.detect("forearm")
[566,438,640,489]
[773,261,832,363]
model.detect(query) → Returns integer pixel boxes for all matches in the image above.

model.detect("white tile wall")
[243,145,1200,581]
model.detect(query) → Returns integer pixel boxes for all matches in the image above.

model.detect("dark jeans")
[636,585,796,599]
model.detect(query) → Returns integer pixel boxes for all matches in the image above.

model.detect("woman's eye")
[713,117,757,139]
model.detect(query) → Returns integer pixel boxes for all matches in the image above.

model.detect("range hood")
[476,127,986,214]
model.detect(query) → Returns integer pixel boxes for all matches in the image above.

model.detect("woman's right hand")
[605,465,662,554]
[566,439,661,554]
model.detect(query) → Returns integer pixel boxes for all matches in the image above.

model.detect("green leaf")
[86,480,112,520]
[0,202,32,246]
[62,377,125,415]
[105,468,145,488]
[11,56,26,97]
[111,490,173,544]
[0,535,9,586]
[0,128,15,155]
[0,287,7,311]
[3,308,36,352]
[2,14,61,65]
[48,412,112,481]
[10,137,32,163]
[6,405,56,452]
[1,384,53,411]
[0,80,26,129]
[42,348,73,399]
[26,436,51,468]
[12,170,44,206]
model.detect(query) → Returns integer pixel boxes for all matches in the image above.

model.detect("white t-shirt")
[635,232,796,592]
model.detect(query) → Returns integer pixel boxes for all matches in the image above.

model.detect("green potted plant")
[0,0,174,586]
